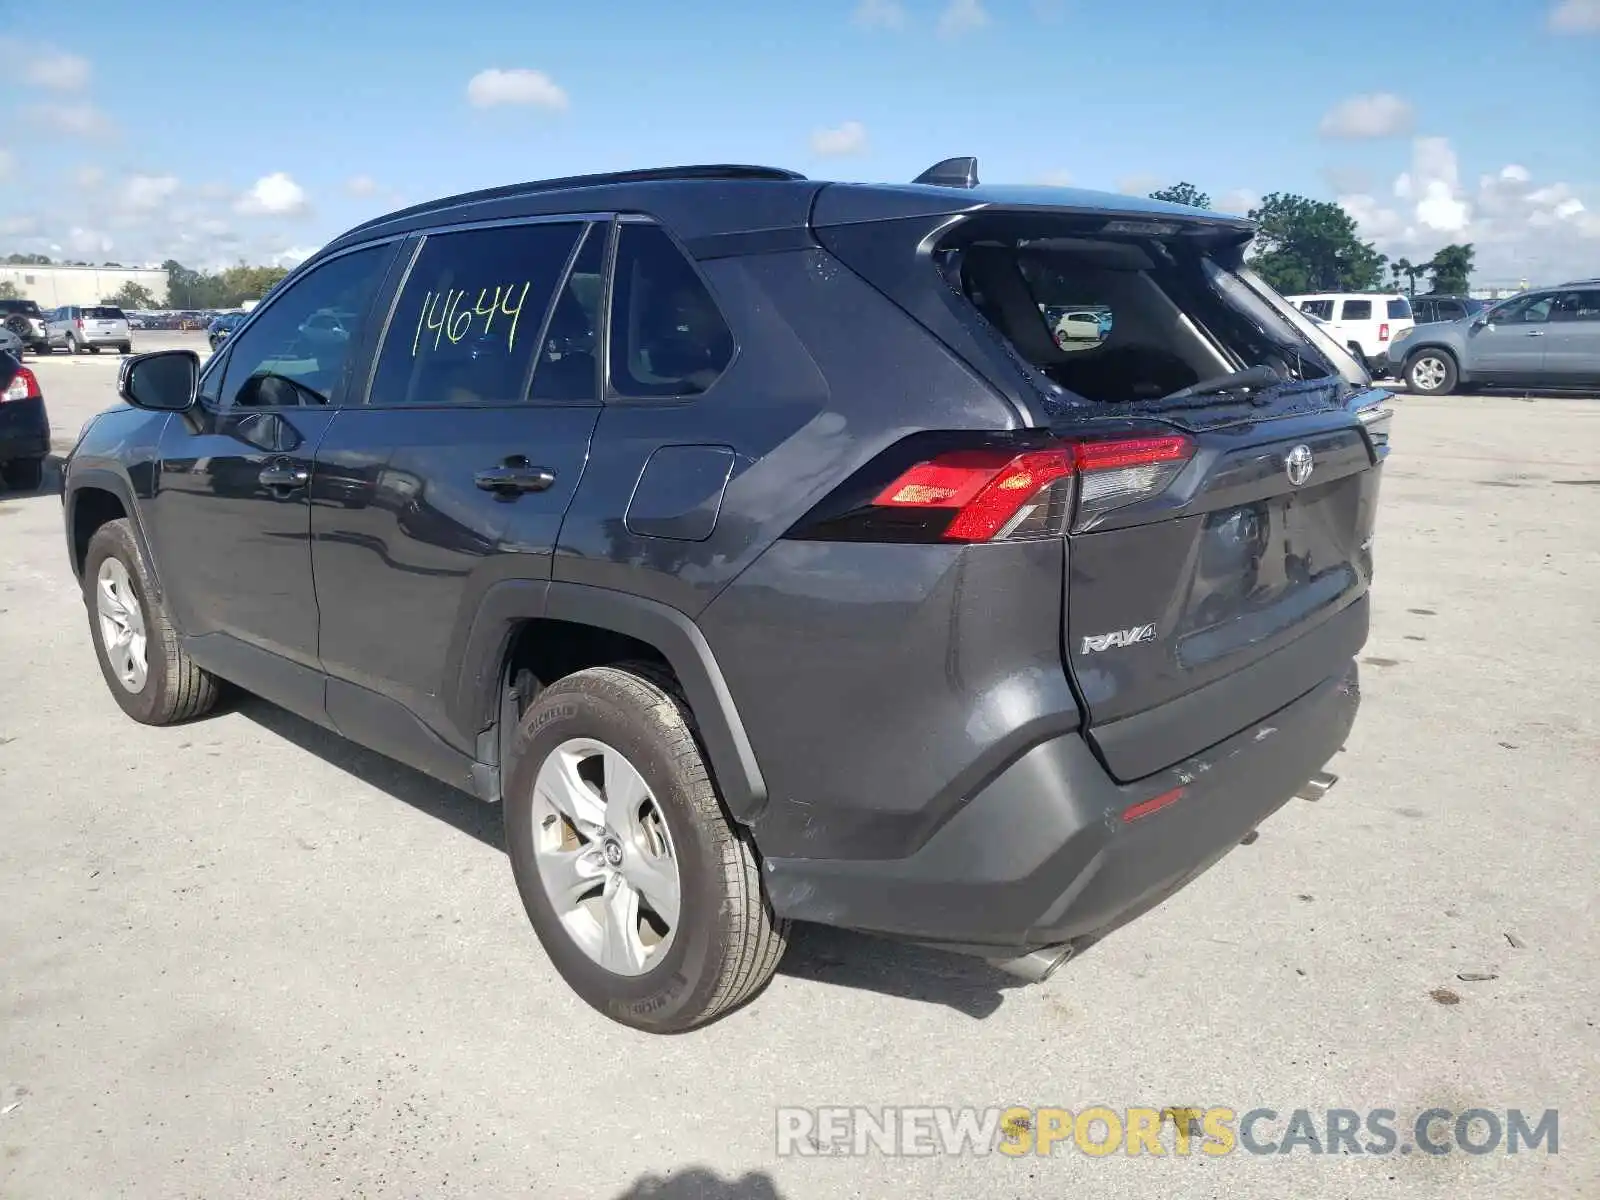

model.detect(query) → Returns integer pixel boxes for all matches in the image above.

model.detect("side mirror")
[118,349,200,412]
[0,348,20,396]
[1472,312,1493,329]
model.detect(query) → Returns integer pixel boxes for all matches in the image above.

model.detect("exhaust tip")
[1295,771,1338,802]
[989,944,1075,984]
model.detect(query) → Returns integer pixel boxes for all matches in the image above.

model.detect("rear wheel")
[118,342,132,354]
[83,519,220,725]
[65,333,80,354]
[504,665,788,1032]
[1405,350,1458,396]
[2,457,45,492]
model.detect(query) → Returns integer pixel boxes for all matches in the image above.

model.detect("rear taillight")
[1378,322,1390,342]
[75,318,85,331]
[2,366,40,402]
[792,431,1195,543]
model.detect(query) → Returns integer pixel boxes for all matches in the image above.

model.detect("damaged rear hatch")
[814,183,1391,782]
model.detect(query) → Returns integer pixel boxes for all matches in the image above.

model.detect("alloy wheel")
[530,737,681,977]
[96,558,148,692]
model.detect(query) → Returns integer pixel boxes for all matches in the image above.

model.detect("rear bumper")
[763,662,1360,953]
[0,397,50,460]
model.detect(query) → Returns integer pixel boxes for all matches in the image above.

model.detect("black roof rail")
[337,163,807,242]
[912,157,980,189]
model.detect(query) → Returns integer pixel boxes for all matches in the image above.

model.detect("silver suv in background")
[46,305,133,355]
[1389,281,1600,395]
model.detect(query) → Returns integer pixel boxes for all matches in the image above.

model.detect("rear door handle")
[475,462,556,495]
[259,462,309,489]
[1524,330,1546,337]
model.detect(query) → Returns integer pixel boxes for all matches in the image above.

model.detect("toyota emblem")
[1285,444,1314,487]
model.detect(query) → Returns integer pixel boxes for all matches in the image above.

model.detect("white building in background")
[0,264,169,307]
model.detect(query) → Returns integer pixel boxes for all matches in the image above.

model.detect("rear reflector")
[789,429,1195,544]
[1122,786,1185,823]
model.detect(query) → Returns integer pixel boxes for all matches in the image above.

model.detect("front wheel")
[504,665,789,1032]
[118,342,132,354]
[83,519,221,725]
[1405,350,1458,396]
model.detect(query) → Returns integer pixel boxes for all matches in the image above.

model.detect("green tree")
[1426,243,1475,294]
[219,262,289,306]
[4,253,51,265]
[1149,182,1212,210]
[1245,192,1386,293]
[0,281,20,300]
[103,282,158,309]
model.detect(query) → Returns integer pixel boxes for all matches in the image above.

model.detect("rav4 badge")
[1081,624,1157,654]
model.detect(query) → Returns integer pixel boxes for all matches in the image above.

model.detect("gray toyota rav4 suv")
[59,159,1389,1031]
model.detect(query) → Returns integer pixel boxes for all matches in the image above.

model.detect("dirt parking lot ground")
[3,339,1598,1198]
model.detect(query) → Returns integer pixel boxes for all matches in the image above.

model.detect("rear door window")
[1340,299,1373,321]
[1386,298,1411,319]
[1300,300,1334,320]
[607,222,734,398]
[369,221,581,407]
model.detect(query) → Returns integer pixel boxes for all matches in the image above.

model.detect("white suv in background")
[44,305,133,355]
[1285,293,1414,378]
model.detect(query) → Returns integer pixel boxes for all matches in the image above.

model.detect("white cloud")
[344,174,379,197]
[120,174,180,213]
[1035,169,1074,187]
[1548,0,1600,32]
[0,215,36,237]
[809,120,869,157]
[853,0,908,28]
[272,246,318,269]
[1217,188,1258,215]
[236,172,309,217]
[0,148,13,182]
[1318,92,1414,139]
[65,226,113,256]
[938,0,991,37]
[25,48,91,91]
[29,101,114,138]
[1337,137,1600,283]
[73,164,105,190]
[1116,173,1161,196]
[465,68,568,111]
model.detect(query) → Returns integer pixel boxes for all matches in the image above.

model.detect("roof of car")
[317,159,1255,263]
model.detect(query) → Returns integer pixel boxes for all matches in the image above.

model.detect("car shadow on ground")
[234,695,1024,1019]
[611,1169,785,1199]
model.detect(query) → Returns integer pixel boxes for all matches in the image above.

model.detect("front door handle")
[1524,330,1546,337]
[259,462,309,490]
[475,460,556,495]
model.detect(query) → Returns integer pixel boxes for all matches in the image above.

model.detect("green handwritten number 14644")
[412,282,533,357]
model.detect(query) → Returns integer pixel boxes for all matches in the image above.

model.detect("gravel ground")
[2,344,1597,1198]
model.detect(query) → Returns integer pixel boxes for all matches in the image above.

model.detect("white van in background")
[1285,293,1414,377]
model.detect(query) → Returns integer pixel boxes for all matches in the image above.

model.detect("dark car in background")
[0,356,49,491]
[0,298,51,354]
[61,158,1389,1031]
[1409,294,1488,325]
[207,311,246,351]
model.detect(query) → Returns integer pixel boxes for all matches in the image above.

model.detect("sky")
[0,0,1595,285]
